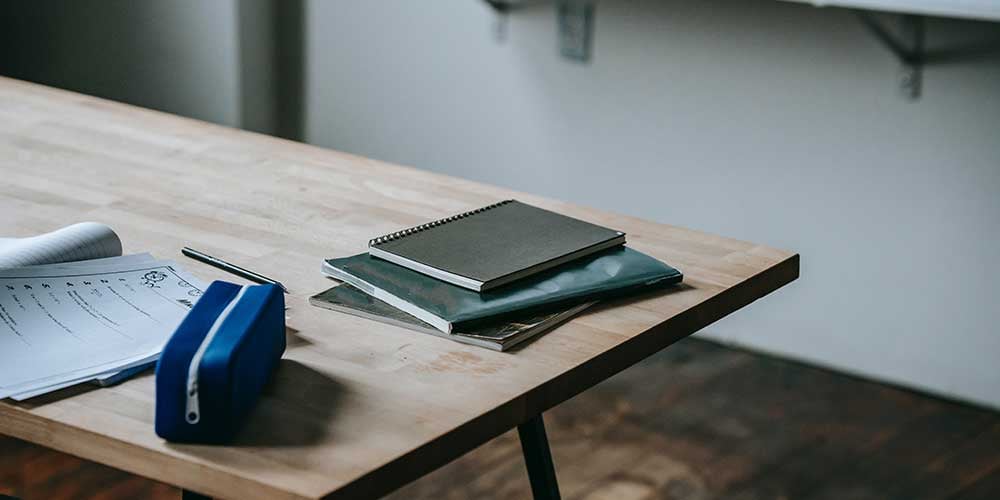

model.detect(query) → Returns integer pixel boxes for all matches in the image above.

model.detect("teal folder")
[322,247,681,333]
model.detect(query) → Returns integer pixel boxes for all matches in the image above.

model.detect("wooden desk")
[0,77,798,500]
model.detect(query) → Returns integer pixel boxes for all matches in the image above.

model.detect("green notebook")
[322,246,682,333]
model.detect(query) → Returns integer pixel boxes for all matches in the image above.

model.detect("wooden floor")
[2,337,997,500]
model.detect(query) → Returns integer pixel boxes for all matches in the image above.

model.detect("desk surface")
[0,77,798,500]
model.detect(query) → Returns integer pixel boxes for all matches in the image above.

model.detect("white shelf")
[780,0,1000,22]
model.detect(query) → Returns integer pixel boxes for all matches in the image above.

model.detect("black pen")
[181,247,289,294]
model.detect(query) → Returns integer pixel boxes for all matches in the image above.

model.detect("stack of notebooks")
[310,200,682,351]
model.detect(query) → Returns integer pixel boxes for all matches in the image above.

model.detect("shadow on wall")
[0,0,307,140]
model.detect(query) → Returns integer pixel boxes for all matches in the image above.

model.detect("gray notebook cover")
[309,284,592,351]
[323,246,681,332]
[368,200,626,291]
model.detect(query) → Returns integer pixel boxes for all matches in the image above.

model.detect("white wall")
[303,0,1000,409]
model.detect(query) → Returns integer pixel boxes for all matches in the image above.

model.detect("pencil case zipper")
[184,285,248,424]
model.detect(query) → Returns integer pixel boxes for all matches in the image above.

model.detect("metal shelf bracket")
[856,12,926,100]
[482,0,595,63]
[557,1,594,63]
[484,0,510,13]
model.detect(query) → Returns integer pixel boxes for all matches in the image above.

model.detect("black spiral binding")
[369,199,515,247]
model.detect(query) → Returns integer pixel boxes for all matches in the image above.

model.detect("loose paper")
[0,257,205,399]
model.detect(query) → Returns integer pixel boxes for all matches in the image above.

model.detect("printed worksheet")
[0,257,205,398]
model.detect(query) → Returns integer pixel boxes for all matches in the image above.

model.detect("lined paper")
[0,257,205,399]
[0,222,123,269]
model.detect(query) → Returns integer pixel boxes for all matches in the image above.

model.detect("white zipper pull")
[185,381,200,423]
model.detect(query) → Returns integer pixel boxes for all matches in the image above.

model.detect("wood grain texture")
[4,338,997,500]
[0,77,798,500]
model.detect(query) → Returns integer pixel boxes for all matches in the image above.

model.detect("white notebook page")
[0,222,123,269]
[0,258,205,398]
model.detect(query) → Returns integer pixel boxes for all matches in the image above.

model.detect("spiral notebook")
[368,200,626,291]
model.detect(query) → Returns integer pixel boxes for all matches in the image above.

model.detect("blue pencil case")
[155,280,285,444]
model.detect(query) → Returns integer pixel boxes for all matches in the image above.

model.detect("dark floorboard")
[1,337,997,499]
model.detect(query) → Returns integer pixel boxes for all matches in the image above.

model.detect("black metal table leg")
[181,489,211,500]
[517,413,561,500]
